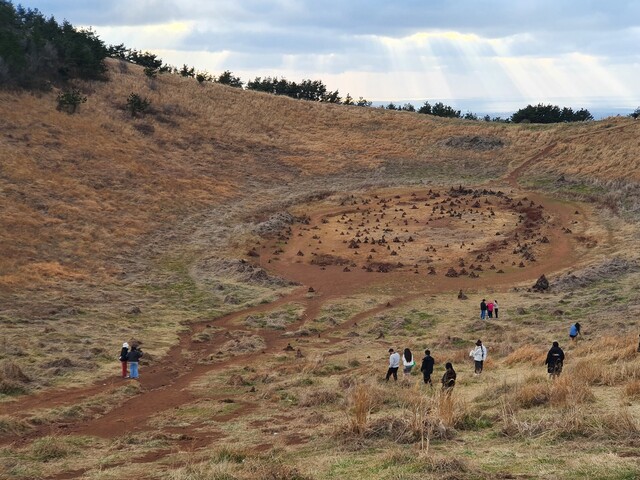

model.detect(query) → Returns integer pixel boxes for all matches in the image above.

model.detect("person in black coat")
[545,341,565,379]
[126,344,143,379]
[441,362,456,392]
[420,349,435,386]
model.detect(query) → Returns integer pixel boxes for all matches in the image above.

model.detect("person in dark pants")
[119,342,129,378]
[420,349,434,386]
[441,362,456,392]
[469,339,487,375]
[480,299,487,320]
[385,348,400,381]
[545,341,565,379]
[126,344,143,379]
[493,300,499,319]
[569,323,581,342]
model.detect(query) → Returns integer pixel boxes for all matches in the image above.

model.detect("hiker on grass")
[569,322,581,342]
[487,300,494,318]
[402,348,415,376]
[493,300,499,319]
[420,349,434,386]
[480,299,487,320]
[126,344,143,379]
[441,362,456,392]
[545,341,565,379]
[119,342,129,379]
[386,348,400,381]
[469,339,487,375]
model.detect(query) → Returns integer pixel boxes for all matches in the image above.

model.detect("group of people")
[386,340,488,391]
[119,342,143,379]
[479,299,499,319]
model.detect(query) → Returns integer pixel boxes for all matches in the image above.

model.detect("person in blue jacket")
[569,322,581,342]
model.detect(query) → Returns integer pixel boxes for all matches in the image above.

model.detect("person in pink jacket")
[487,301,494,318]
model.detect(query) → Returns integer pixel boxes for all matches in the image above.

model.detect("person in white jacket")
[469,339,487,375]
[386,348,401,381]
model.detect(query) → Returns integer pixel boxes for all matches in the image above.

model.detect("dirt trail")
[0,143,609,456]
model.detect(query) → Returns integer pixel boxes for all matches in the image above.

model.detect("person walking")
[420,349,434,386]
[480,299,487,320]
[119,342,129,379]
[402,348,415,376]
[545,341,565,379]
[487,300,494,318]
[493,300,499,319]
[126,344,143,379]
[386,348,400,381]
[441,362,456,392]
[469,340,487,375]
[569,322,581,342]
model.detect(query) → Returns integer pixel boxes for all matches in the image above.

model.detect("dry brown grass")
[504,345,547,365]
[623,379,640,399]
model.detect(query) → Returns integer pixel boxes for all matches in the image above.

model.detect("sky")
[22,0,640,114]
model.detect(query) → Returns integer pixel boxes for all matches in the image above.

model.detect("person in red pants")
[119,342,129,378]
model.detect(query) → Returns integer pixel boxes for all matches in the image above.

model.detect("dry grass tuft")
[623,379,640,399]
[0,360,31,394]
[504,345,546,365]
[298,389,341,407]
[30,435,70,462]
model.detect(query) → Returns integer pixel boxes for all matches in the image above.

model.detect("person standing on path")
[441,362,457,392]
[386,348,400,381]
[569,322,581,342]
[469,340,487,375]
[119,342,129,378]
[126,344,143,379]
[402,348,415,376]
[480,299,487,320]
[420,349,434,386]
[493,300,499,319]
[545,341,565,379]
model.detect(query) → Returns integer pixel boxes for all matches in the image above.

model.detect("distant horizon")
[370,97,639,120]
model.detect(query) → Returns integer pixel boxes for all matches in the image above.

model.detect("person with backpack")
[126,344,143,379]
[385,348,400,381]
[569,322,581,342]
[402,348,415,376]
[469,339,487,375]
[545,341,565,379]
[441,362,456,392]
[420,349,434,386]
[480,299,487,320]
[119,342,129,378]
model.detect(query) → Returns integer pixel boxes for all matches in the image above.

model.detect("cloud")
[19,0,640,106]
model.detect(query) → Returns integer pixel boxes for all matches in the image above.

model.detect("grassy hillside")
[1,59,640,480]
